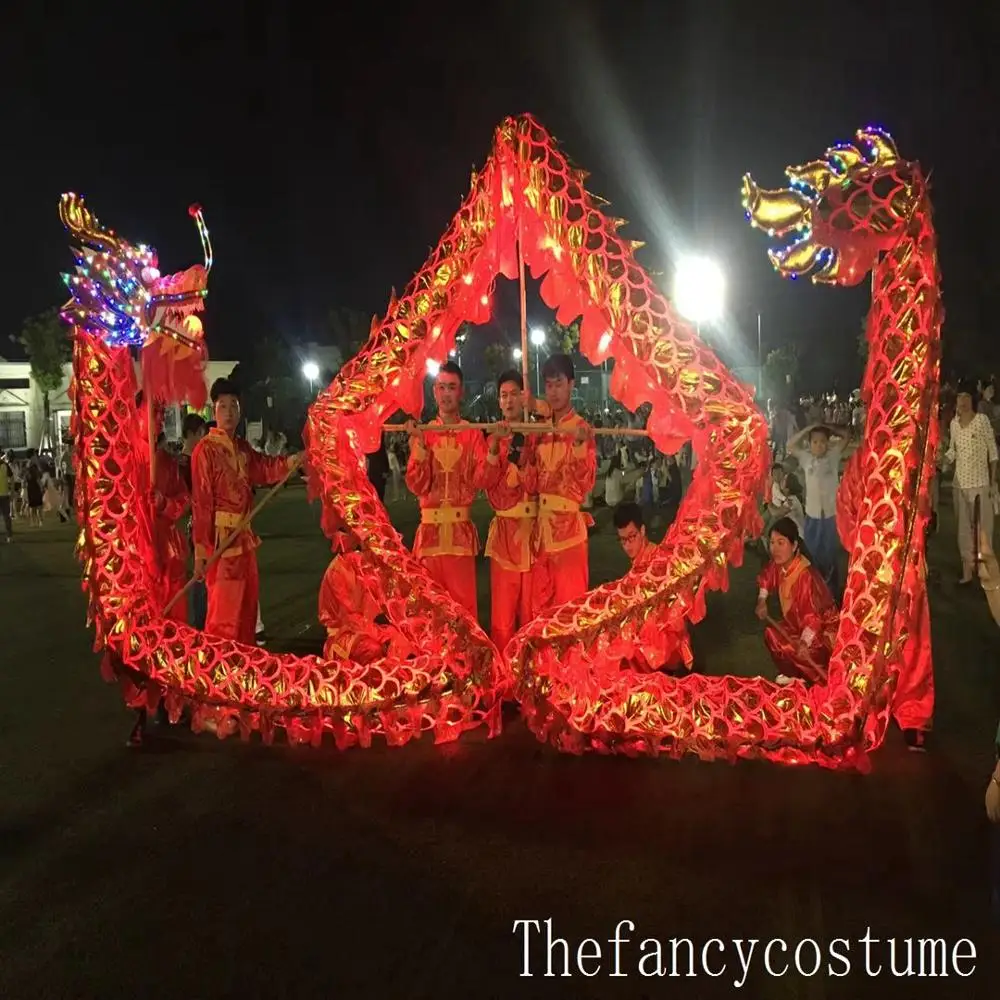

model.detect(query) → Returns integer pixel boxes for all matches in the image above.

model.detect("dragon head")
[741,127,923,286]
[60,194,212,348]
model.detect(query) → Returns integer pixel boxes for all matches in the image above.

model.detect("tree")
[762,344,800,401]
[483,342,511,380]
[546,319,581,355]
[20,307,72,451]
[229,334,309,447]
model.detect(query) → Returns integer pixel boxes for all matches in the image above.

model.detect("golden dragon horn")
[59,193,122,255]
[741,175,811,236]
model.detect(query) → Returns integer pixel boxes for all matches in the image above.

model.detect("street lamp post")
[530,327,546,395]
[757,311,763,399]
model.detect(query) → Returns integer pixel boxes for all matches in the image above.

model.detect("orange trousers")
[205,550,259,645]
[763,623,829,684]
[422,554,477,616]
[490,562,533,651]
[163,566,189,626]
[893,590,934,731]
[532,542,589,614]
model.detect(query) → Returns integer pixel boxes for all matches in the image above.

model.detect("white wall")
[0,357,236,451]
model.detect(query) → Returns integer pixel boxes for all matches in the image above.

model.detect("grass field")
[1,486,998,998]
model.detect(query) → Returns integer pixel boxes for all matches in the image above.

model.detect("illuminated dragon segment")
[62,197,504,749]
[743,126,940,750]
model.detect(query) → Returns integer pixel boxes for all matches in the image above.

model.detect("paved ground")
[1,487,998,999]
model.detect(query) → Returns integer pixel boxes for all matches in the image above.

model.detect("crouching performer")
[319,533,412,665]
[755,517,839,686]
[613,502,693,673]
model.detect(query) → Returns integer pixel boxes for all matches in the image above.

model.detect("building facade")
[0,357,236,454]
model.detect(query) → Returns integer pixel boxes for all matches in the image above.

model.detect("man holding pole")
[528,354,597,612]
[191,378,303,644]
[405,361,502,616]
[484,370,538,650]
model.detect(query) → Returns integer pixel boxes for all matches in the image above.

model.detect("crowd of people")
[0,446,73,538]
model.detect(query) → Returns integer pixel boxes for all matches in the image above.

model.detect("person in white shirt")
[786,423,851,599]
[945,381,998,584]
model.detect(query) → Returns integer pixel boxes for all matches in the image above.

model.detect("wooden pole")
[517,219,530,417]
[162,461,299,616]
[382,421,649,437]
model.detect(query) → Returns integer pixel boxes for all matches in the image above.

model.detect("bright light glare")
[426,359,441,377]
[512,347,523,360]
[530,327,546,347]
[674,256,725,324]
[302,361,320,381]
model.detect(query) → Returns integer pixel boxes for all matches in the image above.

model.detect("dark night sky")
[2,1,997,387]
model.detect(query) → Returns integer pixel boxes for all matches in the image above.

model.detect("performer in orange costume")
[151,432,193,624]
[613,502,693,672]
[191,379,303,645]
[755,517,839,685]
[318,532,412,664]
[405,361,502,616]
[484,370,538,650]
[526,354,596,612]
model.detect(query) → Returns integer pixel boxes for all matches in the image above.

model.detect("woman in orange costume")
[318,533,412,664]
[755,517,838,686]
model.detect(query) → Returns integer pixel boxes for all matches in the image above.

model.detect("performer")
[319,532,412,664]
[151,431,192,624]
[483,370,538,650]
[527,354,597,612]
[405,361,501,615]
[191,378,303,644]
[754,517,839,686]
[174,412,208,629]
[613,502,693,672]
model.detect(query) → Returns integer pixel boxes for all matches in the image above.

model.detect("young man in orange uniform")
[613,502,693,672]
[191,379,303,645]
[527,354,596,612]
[483,370,538,651]
[406,361,502,616]
[318,532,412,664]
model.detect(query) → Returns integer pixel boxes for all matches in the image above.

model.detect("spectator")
[0,450,12,541]
[944,380,997,584]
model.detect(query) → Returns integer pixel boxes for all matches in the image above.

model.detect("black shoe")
[126,720,145,748]
[255,630,267,647]
[903,729,927,752]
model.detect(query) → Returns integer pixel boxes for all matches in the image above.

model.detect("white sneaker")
[775,674,794,686]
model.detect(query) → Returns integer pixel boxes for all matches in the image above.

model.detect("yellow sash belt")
[494,501,539,519]
[420,505,471,525]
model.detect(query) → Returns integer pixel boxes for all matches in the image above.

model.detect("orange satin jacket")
[757,554,839,648]
[190,429,291,562]
[484,437,537,574]
[524,410,597,555]
[405,419,497,558]
[152,449,191,579]
[319,554,412,661]
[628,540,693,670]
